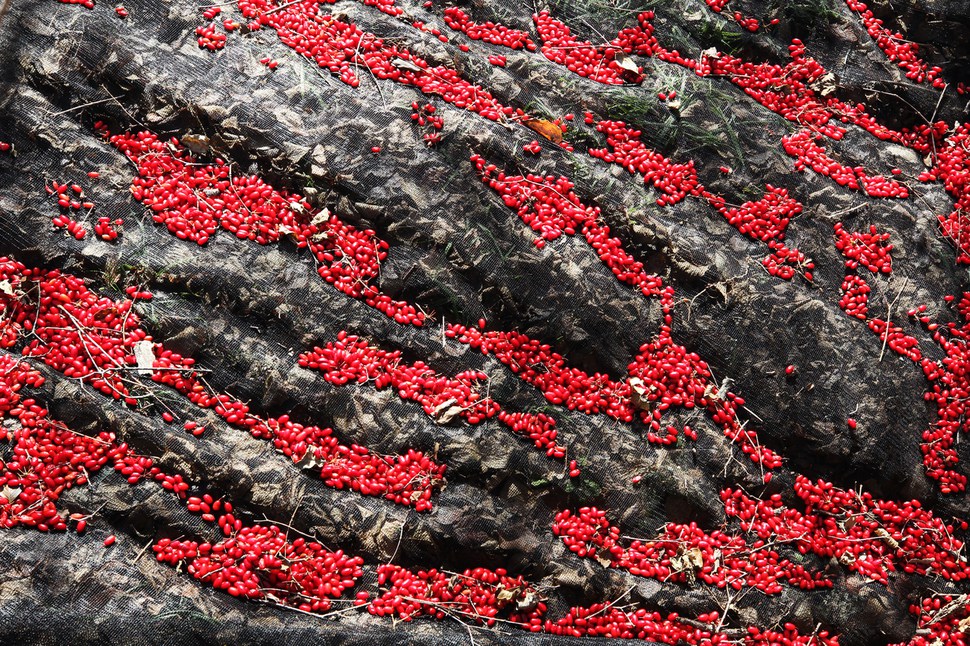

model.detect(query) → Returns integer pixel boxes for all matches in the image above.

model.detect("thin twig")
[878,277,909,362]
[47,96,124,117]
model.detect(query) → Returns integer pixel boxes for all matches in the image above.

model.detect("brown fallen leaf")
[524,119,564,144]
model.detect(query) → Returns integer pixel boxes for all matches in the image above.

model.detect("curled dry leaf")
[1,485,21,504]
[613,51,639,74]
[629,377,652,411]
[432,398,464,424]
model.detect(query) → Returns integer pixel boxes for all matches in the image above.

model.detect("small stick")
[878,277,909,362]
[47,96,124,117]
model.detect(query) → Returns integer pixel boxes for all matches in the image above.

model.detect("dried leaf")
[812,71,838,97]
[1,485,21,504]
[294,450,324,470]
[613,51,639,74]
[687,547,704,568]
[392,58,424,73]
[595,554,613,567]
[433,397,464,425]
[629,377,652,411]
[310,207,332,228]
[671,546,704,573]
[0,280,13,295]
[516,591,537,610]
[496,587,517,602]
[181,134,210,154]
[132,340,156,374]
[524,119,564,144]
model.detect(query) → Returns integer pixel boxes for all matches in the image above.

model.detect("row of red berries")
[471,154,664,295]
[368,562,836,645]
[843,0,949,88]
[0,348,839,642]
[445,315,781,469]
[237,0,526,122]
[0,256,444,509]
[553,506,826,594]
[154,529,364,609]
[533,11,652,85]
[587,116,810,281]
[442,8,535,51]
[104,127,423,325]
[298,331,569,461]
[555,476,970,591]
[783,130,908,198]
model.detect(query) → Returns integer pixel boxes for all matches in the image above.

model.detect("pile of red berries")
[496,410,565,458]
[442,8,535,51]
[702,0,759,32]
[94,216,123,241]
[105,128,423,325]
[298,331,569,461]
[588,117,701,206]
[843,0,946,88]
[867,318,922,361]
[834,223,894,273]
[0,258,151,402]
[838,275,870,319]
[471,154,665,296]
[236,0,525,122]
[553,506,826,594]
[902,595,970,646]
[300,332,498,422]
[719,185,802,244]
[196,23,227,51]
[587,116,810,281]
[154,528,364,609]
[923,124,970,263]
[522,140,541,155]
[361,0,403,18]
[369,565,544,626]
[533,12,650,85]
[784,130,909,198]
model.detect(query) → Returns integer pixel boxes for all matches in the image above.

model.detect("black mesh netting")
[1,0,970,644]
